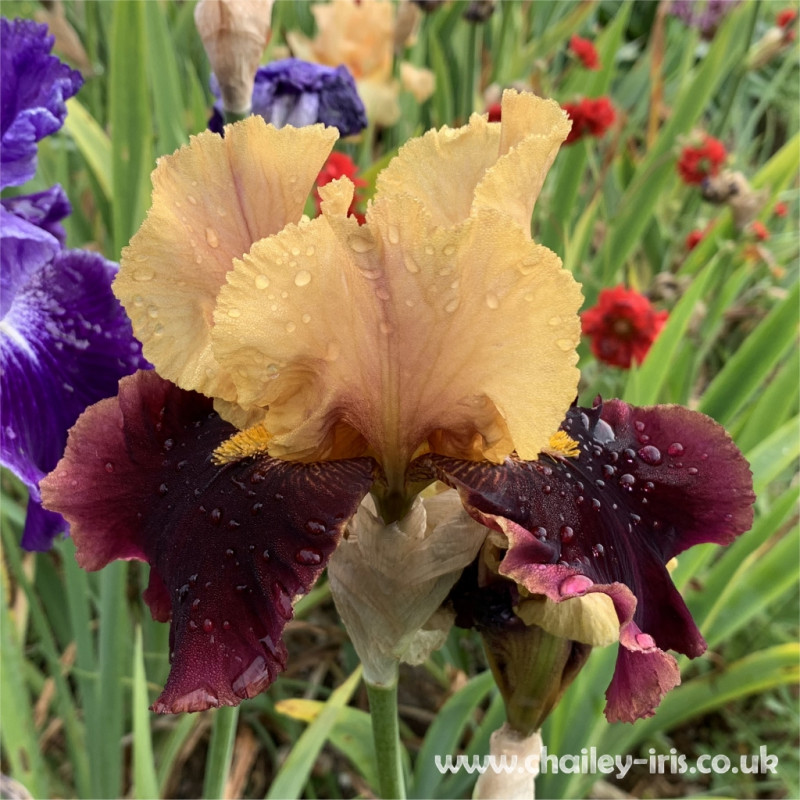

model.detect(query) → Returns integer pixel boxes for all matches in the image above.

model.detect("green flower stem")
[202,704,239,799]
[366,680,406,799]
[223,108,251,124]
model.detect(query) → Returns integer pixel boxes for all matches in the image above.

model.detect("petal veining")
[115,117,338,401]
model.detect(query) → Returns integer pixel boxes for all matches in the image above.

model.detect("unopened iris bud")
[194,0,274,118]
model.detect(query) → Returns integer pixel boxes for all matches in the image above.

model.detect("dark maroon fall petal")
[41,371,375,713]
[422,399,754,722]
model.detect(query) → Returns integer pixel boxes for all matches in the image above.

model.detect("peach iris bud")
[194,0,274,117]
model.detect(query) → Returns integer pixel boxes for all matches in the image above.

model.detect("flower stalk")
[366,680,406,799]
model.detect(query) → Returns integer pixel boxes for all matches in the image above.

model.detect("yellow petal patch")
[115,117,338,399]
[212,189,581,487]
[375,89,570,232]
[515,593,620,647]
[212,424,272,465]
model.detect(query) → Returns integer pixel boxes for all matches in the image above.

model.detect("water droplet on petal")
[405,257,420,274]
[348,235,373,253]
[222,620,231,631]
[296,548,323,565]
[560,525,574,543]
[485,292,499,310]
[105,462,114,473]
[294,270,312,287]
[668,442,684,456]
[285,321,296,333]
[210,508,223,524]
[273,583,293,619]
[556,338,574,351]
[133,268,155,282]
[634,421,646,432]
[205,227,219,248]
[687,466,699,476]
[445,298,459,313]
[255,274,270,290]
[443,244,456,256]
[203,618,214,633]
[187,195,198,205]
[227,308,241,318]
[375,286,391,301]
[636,632,656,649]
[301,313,311,324]
[560,575,593,596]
[638,445,662,465]
[619,473,635,488]
[304,519,327,535]
[325,341,340,361]
[548,316,561,326]
[387,225,400,244]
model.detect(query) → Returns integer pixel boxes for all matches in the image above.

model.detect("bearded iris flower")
[41,91,753,724]
[1,18,146,550]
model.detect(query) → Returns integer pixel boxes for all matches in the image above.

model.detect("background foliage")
[1,1,798,798]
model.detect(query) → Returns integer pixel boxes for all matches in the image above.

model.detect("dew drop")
[304,519,327,535]
[542,485,552,495]
[634,420,646,432]
[444,298,459,313]
[524,293,534,302]
[255,274,270,290]
[424,245,435,255]
[348,235,373,253]
[375,286,391,301]
[593,543,605,557]
[296,548,323,565]
[262,549,270,561]
[285,321,297,333]
[104,462,114,473]
[687,466,699,476]
[668,442,684,456]
[533,526,547,540]
[302,313,311,324]
[133,267,155,282]
[205,227,219,248]
[379,321,392,335]
[548,316,561,326]
[325,341,340,361]
[153,323,165,337]
[556,338,574,351]
[210,508,223,524]
[485,292,499,310]
[203,618,214,633]
[560,525,574,543]
[592,498,602,511]
[442,244,456,256]
[266,363,280,377]
[305,245,315,256]
[273,583,293,619]
[192,598,201,610]
[223,620,231,631]
[290,247,301,257]
[158,483,168,496]
[227,307,242,318]
[187,194,198,205]
[188,620,198,631]
[387,225,400,244]
[294,270,312,287]
[619,473,635,488]
[636,632,656,649]
[560,575,593,596]
[405,257,420,274]
[132,295,144,307]
[638,445,662,465]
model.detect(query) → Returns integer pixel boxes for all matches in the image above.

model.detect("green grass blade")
[63,97,113,201]
[699,283,799,426]
[266,666,363,799]
[623,262,714,406]
[144,1,190,156]
[410,669,496,799]
[132,626,160,800]
[109,0,153,256]
[156,714,203,795]
[0,554,49,799]
[202,705,240,800]
[746,415,800,498]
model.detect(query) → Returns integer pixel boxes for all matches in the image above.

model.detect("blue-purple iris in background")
[209,58,367,136]
[0,18,147,550]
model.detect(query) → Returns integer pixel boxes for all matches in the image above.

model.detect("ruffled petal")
[213,188,581,485]
[0,249,146,548]
[423,399,754,721]
[115,117,338,402]
[0,18,83,188]
[375,90,570,231]
[41,371,374,712]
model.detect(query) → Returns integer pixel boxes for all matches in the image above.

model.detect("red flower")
[486,102,502,122]
[750,220,770,241]
[314,152,367,224]
[562,97,615,145]
[570,34,601,70]
[582,286,668,369]
[677,135,727,185]
[776,8,797,28]
[774,201,788,217]
[685,229,705,251]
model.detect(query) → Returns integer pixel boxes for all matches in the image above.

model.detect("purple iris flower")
[669,0,739,39]
[0,19,147,550]
[209,59,367,137]
[1,18,83,189]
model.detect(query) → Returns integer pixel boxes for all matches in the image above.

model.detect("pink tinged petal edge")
[41,371,374,713]
[422,398,754,722]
